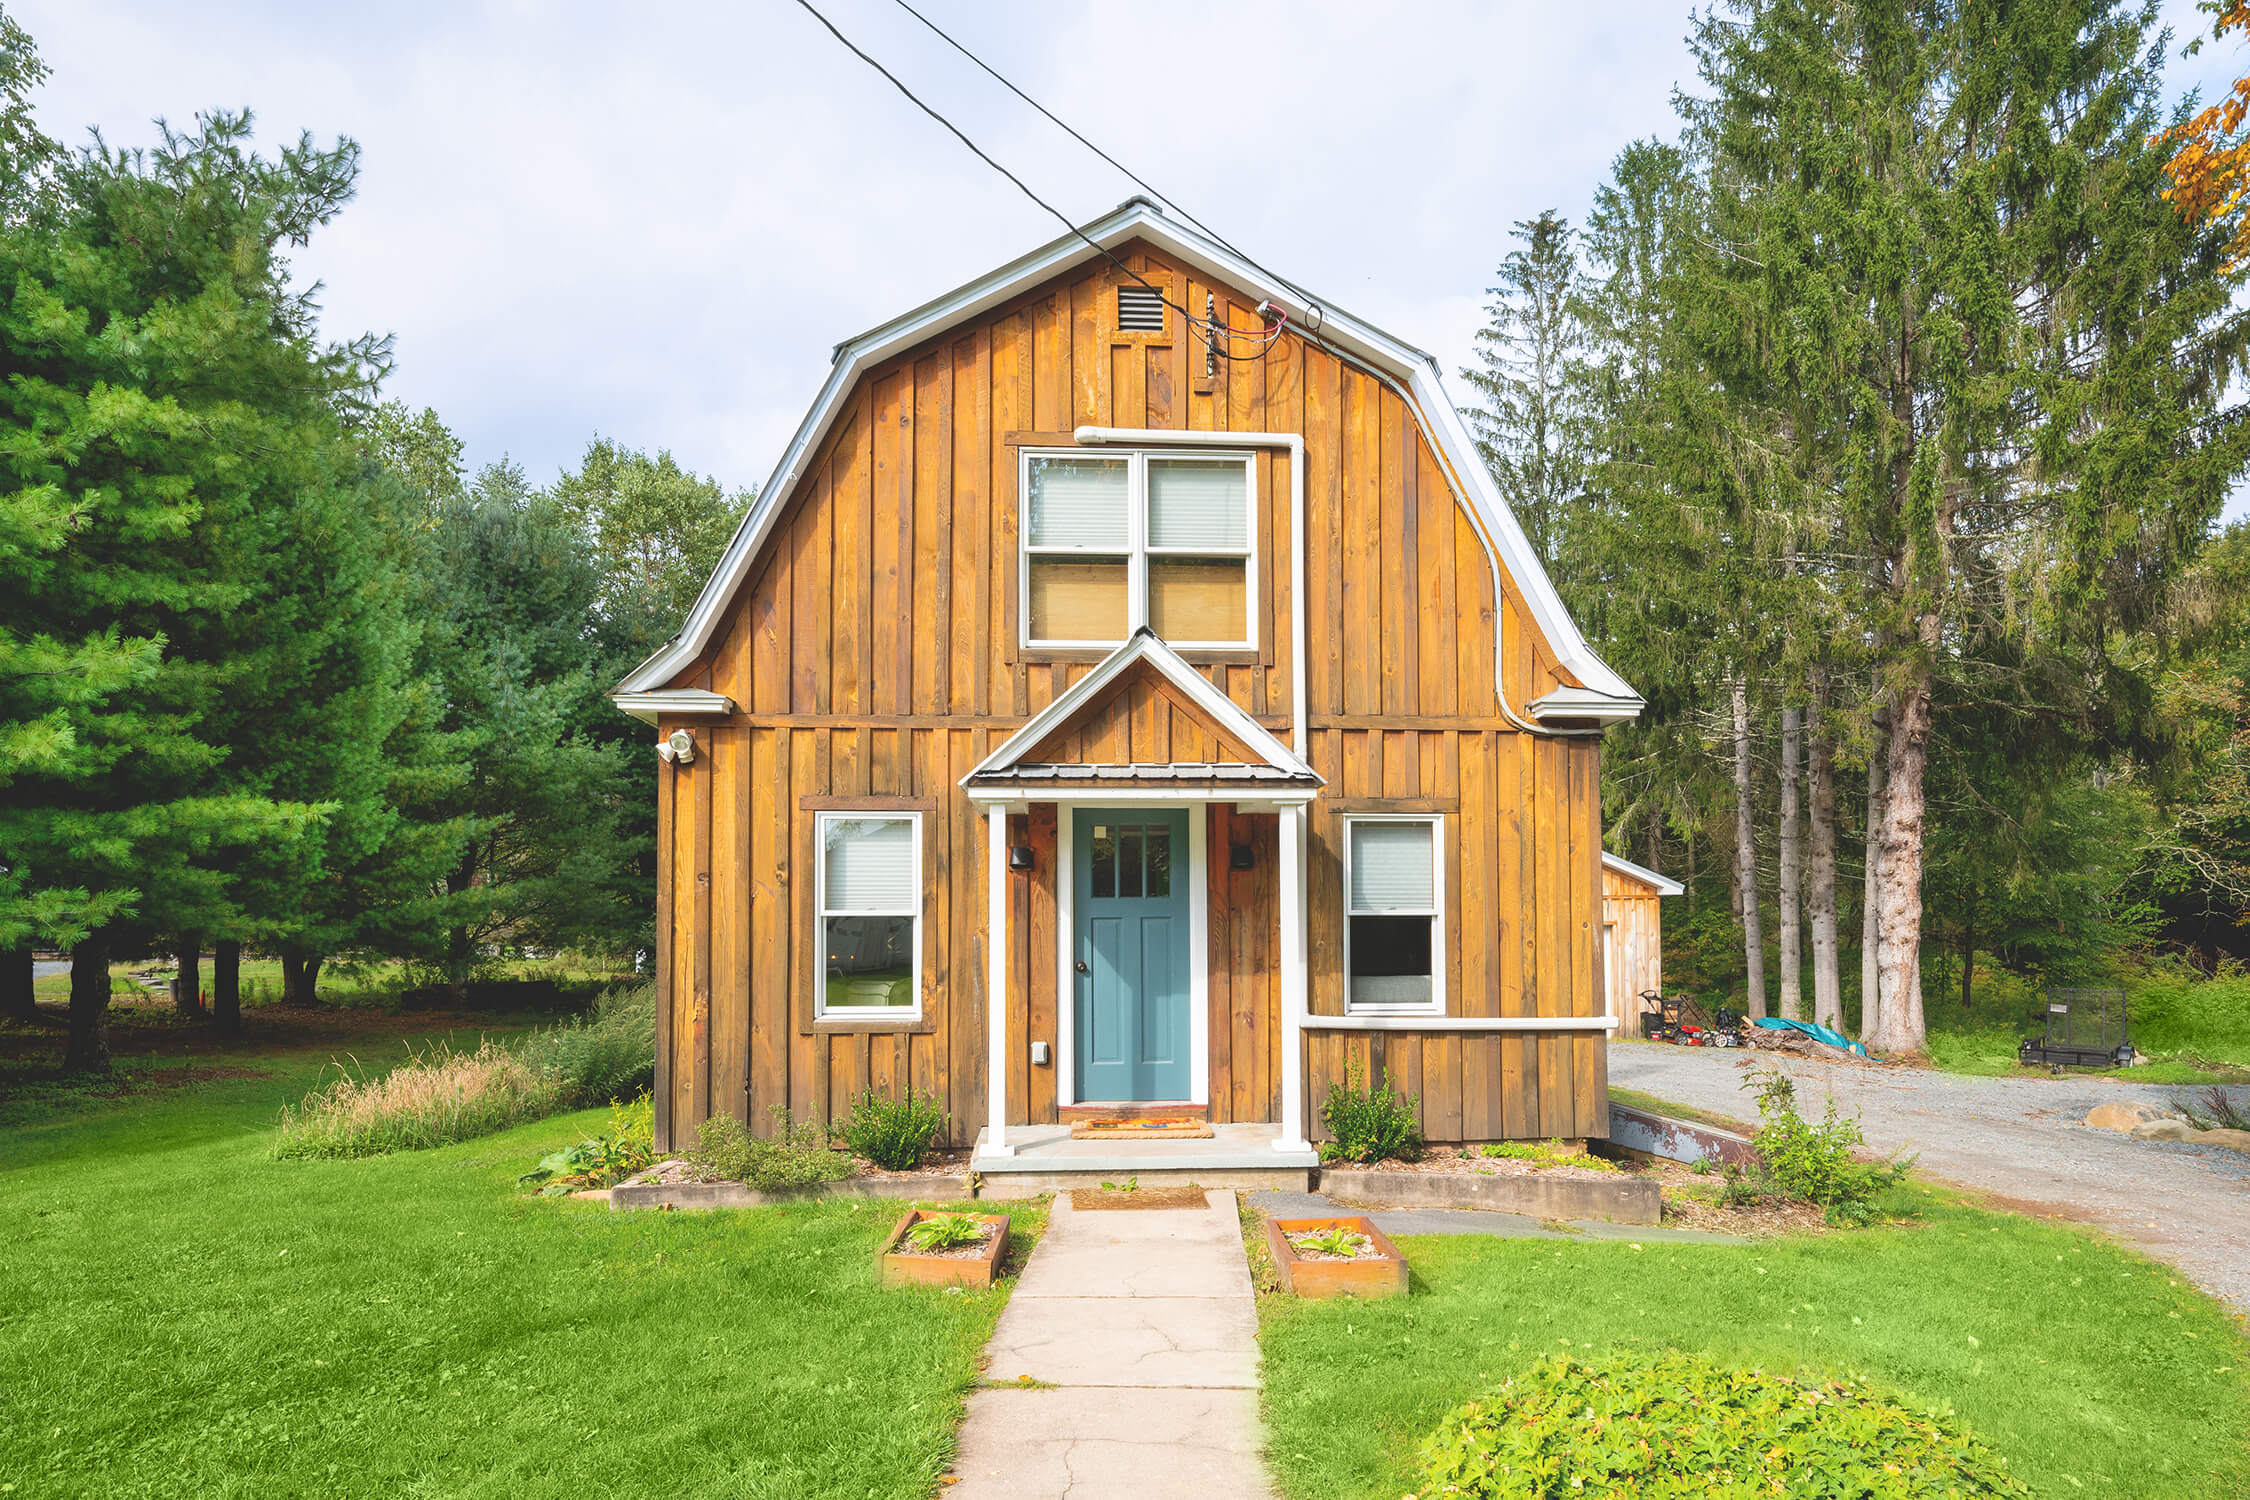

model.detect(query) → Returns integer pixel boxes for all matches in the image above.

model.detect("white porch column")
[983,806,1013,1157]
[1275,802,1313,1152]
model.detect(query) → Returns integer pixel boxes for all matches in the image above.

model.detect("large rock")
[2196,1127,2250,1154]
[2130,1118,2202,1143]
[2085,1100,2173,1132]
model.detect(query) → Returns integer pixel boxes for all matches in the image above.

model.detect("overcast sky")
[17,0,2248,522]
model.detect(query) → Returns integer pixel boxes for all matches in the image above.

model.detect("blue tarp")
[1752,1017,1869,1057]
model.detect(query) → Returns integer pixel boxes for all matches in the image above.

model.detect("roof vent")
[1117,284,1165,333]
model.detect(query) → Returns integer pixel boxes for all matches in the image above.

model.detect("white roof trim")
[962,629,1318,785]
[1530,685,1645,728]
[1603,851,1685,897]
[614,197,1638,716]
[613,689,736,725]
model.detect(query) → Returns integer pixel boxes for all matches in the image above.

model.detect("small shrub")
[1319,1060,1424,1163]
[836,1088,949,1170]
[687,1106,856,1191]
[273,1042,564,1159]
[2183,1084,2250,1132]
[1740,1067,1912,1226]
[904,1214,986,1253]
[1415,1348,2031,1498]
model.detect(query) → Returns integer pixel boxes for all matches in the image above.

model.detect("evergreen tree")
[1677,0,2250,1050]
[1463,210,1588,569]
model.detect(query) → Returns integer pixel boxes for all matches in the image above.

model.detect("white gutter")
[1073,426,1307,759]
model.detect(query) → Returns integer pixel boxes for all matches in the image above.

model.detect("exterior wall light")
[1229,844,1255,871]
[1008,845,1035,872]
[658,728,696,765]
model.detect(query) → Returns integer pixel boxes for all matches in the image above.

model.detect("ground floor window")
[1343,815,1442,1014]
[817,812,921,1020]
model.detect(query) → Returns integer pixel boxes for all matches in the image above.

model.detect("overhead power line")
[784,0,1283,359]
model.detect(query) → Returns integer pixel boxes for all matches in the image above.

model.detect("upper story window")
[1021,449,1255,651]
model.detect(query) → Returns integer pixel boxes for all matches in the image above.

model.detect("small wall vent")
[1117,283,1166,332]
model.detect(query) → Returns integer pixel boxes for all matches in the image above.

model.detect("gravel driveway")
[1609,1041,2250,1313]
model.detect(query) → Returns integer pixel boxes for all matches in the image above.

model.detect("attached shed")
[1600,853,1682,1039]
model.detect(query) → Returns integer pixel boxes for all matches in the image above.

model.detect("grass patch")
[1258,1188,2250,1499]
[0,1035,1044,1498]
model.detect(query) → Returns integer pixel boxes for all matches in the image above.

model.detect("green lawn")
[0,1042,1038,1498]
[1258,1190,2250,1500]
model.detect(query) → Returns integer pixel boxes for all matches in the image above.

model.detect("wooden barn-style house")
[612,200,1645,1180]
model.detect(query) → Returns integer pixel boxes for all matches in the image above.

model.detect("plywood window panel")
[1020,448,1256,651]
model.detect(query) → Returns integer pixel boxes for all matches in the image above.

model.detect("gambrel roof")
[613,198,1640,723]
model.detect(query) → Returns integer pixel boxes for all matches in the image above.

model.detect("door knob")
[1075,960,1090,974]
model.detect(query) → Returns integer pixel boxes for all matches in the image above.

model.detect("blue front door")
[1074,808,1191,1102]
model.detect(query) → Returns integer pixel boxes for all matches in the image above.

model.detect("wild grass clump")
[272,1041,565,1159]
[273,982,655,1160]
[518,982,658,1106]
[836,1088,949,1169]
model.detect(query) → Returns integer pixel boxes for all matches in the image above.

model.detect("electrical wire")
[884,0,1343,350]
[785,0,1279,360]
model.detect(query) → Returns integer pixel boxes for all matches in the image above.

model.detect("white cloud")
[18,0,2246,522]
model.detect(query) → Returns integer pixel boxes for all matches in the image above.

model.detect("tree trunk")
[1859,701,1888,1043]
[213,940,241,1037]
[2,946,38,1025]
[1732,678,1766,1018]
[64,932,112,1073]
[278,948,324,1007]
[172,936,203,1019]
[446,856,476,1006]
[1959,892,1975,1008]
[1871,670,1932,1054]
[1807,690,1842,1030]
[1777,704,1803,1020]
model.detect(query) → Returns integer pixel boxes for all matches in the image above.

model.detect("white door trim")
[1055,803,1209,1109]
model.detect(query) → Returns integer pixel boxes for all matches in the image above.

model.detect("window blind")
[1147,459,1248,550]
[1026,457,1129,548]
[823,818,915,912]
[1349,822,1434,912]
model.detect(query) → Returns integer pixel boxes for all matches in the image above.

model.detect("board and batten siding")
[647,240,1606,1151]
[1601,863,1667,1040]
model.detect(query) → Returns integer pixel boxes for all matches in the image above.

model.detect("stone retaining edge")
[1315,1164,1662,1225]
[610,1174,974,1211]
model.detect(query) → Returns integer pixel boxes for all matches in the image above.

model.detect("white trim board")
[1301,1015,1621,1032]
[1601,851,1685,897]
[610,197,1639,723]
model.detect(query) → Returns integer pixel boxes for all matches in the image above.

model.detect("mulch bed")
[1069,1186,1213,1211]
[1638,1157,1832,1236]
[1343,1145,1622,1184]
[1283,1228,1380,1261]
[894,1215,999,1260]
[626,1148,971,1189]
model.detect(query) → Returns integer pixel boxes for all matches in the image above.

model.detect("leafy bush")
[836,1088,949,1169]
[1735,1068,1912,1226]
[1414,1349,2031,1498]
[687,1106,857,1191]
[1319,1060,1424,1163]
[517,1094,656,1193]
[518,982,657,1106]
[273,1041,565,1159]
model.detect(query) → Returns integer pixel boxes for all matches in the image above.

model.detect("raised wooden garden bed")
[1264,1215,1408,1299]
[878,1209,1010,1289]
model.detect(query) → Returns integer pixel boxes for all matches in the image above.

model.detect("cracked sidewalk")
[945,1190,1274,1498]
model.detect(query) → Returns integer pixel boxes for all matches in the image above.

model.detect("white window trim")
[1341,813,1446,1017]
[1019,447,1258,652]
[813,810,924,1023]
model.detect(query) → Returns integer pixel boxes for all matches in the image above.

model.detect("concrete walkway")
[947,1190,1272,1499]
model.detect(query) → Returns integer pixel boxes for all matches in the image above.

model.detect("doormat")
[1070,1186,1214,1211]
[1068,1119,1214,1140]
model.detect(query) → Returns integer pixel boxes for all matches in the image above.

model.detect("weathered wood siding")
[1601,867,1666,1041]
[649,240,1605,1151]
